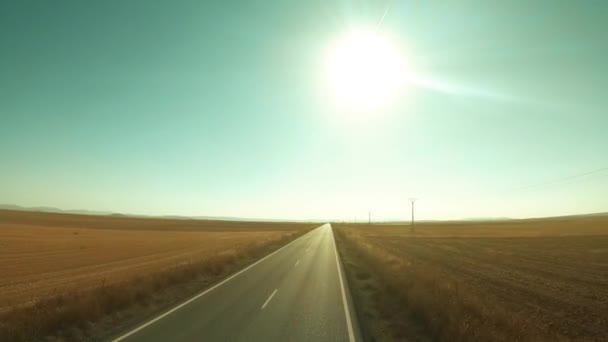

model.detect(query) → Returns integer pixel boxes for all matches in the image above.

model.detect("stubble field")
[334,217,608,342]
[0,209,315,340]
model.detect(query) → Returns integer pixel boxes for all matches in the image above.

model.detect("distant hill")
[3,203,604,223]
[579,212,608,217]
[527,212,608,220]
[0,204,117,216]
[0,204,320,223]
[462,217,513,221]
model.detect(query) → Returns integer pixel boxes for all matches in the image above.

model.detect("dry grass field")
[334,216,608,342]
[0,209,315,341]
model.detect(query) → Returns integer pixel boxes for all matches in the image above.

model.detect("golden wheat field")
[0,210,313,311]
[334,217,608,342]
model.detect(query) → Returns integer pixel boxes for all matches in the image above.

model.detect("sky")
[1,0,607,221]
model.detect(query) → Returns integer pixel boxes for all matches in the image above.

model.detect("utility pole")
[368,211,371,225]
[409,198,417,232]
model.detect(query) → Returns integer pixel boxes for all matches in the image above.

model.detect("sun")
[325,29,409,115]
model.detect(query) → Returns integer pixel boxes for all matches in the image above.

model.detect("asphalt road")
[111,224,361,342]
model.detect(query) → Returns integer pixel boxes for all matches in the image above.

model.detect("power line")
[510,167,608,193]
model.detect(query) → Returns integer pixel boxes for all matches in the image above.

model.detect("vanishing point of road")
[111,224,361,342]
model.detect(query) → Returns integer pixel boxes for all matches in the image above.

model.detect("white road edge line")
[261,289,278,310]
[331,224,356,342]
[111,225,322,342]
[294,259,300,267]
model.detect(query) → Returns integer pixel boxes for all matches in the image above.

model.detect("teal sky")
[1,1,607,220]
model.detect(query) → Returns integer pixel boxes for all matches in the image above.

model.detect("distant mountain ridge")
[1,204,606,222]
[0,204,114,216]
[0,204,319,223]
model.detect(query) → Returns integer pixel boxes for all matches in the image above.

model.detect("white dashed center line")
[261,289,278,310]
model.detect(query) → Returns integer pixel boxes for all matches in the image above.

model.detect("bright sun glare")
[326,29,409,115]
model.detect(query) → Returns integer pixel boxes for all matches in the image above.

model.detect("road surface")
[111,224,361,342]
